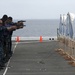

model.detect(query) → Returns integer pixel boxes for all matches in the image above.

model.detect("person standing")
[4,17,14,62]
[0,19,5,69]
[3,16,25,62]
[0,19,17,69]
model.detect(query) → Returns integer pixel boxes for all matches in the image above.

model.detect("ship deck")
[1,41,75,75]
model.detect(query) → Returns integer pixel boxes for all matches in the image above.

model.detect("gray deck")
[1,41,75,75]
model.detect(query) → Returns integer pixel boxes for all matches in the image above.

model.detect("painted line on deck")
[3,42,18,75]
[18,41,51,44]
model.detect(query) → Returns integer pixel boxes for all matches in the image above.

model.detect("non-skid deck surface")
[1,41,75,75]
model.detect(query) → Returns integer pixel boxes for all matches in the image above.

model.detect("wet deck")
[1,41,75,75]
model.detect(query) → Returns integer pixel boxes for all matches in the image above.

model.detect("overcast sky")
[0,0,75,19]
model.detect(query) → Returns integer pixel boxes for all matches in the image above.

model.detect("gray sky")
[0,0,75,19]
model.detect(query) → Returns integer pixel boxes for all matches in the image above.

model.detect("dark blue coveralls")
[4,23,13,60]
[0,26,7,66]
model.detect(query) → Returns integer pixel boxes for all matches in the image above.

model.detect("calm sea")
[12,19,59,37]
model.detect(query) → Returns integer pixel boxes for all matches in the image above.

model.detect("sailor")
[3,17,13,62]
[4,16,24,62]
[0,19,17,69]
[0,19,5,69]
[1,14,9,61]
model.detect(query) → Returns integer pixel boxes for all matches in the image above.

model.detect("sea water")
[12,19,59,37]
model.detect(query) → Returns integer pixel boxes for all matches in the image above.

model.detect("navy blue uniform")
[0,26,7,66]
[3,24,13,61]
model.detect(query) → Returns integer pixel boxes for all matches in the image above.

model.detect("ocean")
[12,19,59,37]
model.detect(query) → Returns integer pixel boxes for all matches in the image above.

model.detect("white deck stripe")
[18,40,55,44]
[3,42,18,75]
